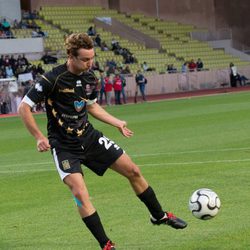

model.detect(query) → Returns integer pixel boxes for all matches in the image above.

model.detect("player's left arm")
[87,102,133,138]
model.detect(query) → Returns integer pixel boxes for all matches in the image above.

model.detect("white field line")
[131,147,250,157]
[138,158,250,167]
[1,146,250,170]
[1,147,249,173]
[1,158,250,174]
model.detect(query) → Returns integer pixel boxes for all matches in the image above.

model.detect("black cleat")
[103,240,116,250]
[150,212,187,229]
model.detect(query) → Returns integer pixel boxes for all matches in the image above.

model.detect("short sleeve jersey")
[25,63,98,149]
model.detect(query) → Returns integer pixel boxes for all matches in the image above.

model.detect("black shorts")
[52,129,124,180]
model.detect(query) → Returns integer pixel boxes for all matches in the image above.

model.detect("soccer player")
[18,33,187,250]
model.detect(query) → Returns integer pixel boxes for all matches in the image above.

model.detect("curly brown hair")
[64,33,94,57]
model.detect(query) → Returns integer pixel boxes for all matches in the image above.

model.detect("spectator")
[196,58,204,71]
[106,59,117,75]
[100,41,109,51]
[87,26,96,36]
[9,55,17,68]
[94,34,101,47]
[19,19,28,29]
[2,18,10,31]
[229,62,242,87]
[111,38,120,51]
[3,55,11,66]
[13,19,20,29]
[5,30,14,38]
[166,64,177,73]
[104,73,113,106]
[98,72,106,105]
[142,61,153,72]
[188,59,197,72]
[17,54,29,67]
[0,65,6,78]
[181,62,188,73]
[135,70,147,103]
[41,52,57,64]
[91,61,102,72]
[121,65,131,74]
[31,29,39,38]
[113,73,122,105]
[37,28,46,37]
[0,55,4,67]
[36,63,45,75]
[5,65,14,78]
[120,74,127,104]
[0,30,7,39]
[26,19,39,29]
[14,64,24,76]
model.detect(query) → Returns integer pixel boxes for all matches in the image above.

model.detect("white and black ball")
[189,188,221,220]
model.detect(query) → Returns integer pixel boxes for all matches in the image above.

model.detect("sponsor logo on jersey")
[35,83,43,92]
[61,113,79,119]
[62,160,71,170]
[59,88,75,93]
[76,80,82,87]
[74,100,85,112]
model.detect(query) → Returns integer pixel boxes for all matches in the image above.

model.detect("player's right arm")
[18,75,54,152]
[18,102,50,152]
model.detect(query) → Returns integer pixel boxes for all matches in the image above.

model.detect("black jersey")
[25,63,98,149]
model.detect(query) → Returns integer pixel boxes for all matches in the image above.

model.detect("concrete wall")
[29,0,108,10]
[124,66,250,97]
[214,0,250,50]
[0,0,21,21]
[0,38,44,54]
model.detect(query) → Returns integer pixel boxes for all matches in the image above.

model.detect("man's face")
[70,48,95,73]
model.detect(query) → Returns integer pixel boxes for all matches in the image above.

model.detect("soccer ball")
[189,188,221,220]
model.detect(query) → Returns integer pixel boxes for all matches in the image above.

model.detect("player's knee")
[126,165,142,180]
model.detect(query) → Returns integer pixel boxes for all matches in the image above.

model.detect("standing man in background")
[134,70,147,103]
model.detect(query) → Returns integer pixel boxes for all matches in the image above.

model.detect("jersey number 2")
[98,136,119,150]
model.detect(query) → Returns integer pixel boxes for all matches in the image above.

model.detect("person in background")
[229,62,243,87]
[94,34,102,47]
[41,52,57,64]
[36,63,45,75]
[188,59,197,72]
[18,33,187,250]
[5,65,14,78]
[104,73,113,106]
[120,74,127,104]
[166,64,177,73]
[87,26,96,36]
[196,58,204,71]
[181,62,188,73]
[113,73,122,105]
[98,72,106,105]
[135,70,147,103]
[142,61,153,72]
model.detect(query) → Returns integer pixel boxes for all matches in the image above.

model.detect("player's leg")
[110,153,187,229]
[64,173,95,217]
[52,147,115,249]
[139,83,146,101]
[64,173,115,249]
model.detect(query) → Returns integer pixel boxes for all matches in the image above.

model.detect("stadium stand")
[1,3,250,114]
[35,5,250,74]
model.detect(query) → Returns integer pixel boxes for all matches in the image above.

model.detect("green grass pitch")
[1,91,250,249]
